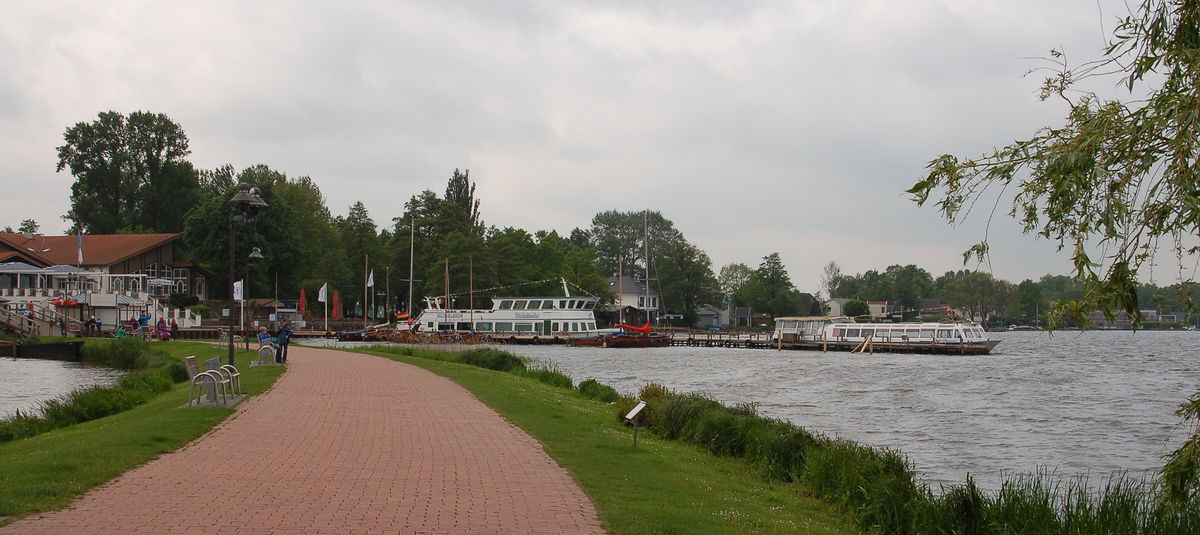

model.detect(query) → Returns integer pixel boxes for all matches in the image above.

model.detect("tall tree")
[444,169,482,236]
[909,1,1200,327]
[820,261,843,301]
[718,263,753,302]
[17,219,39,234]
[657,239,721,325]
[57,111,198,234]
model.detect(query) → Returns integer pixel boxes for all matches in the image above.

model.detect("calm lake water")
[500,330,1200,490]
[0,358,124,419]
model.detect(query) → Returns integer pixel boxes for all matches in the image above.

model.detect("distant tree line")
[824,260,1200,327]
[45,111,788,323]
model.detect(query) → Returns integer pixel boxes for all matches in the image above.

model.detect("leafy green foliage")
[517,366,574,389]
[910,0,1200,328]
[457,348,526,371]
[1159,392,1200,505]
[576,378,619,402]
[840,299,867,318]
[57,111,198,234]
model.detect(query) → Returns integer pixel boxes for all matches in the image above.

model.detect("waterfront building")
[0,232,207,334]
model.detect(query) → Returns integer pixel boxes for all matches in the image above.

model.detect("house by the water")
[0,232,208,336]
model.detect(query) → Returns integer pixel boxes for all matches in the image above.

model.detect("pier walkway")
[1,346,605,534]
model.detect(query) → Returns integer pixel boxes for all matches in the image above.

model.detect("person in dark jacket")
[275,321,293,363]
[170,319,180,341]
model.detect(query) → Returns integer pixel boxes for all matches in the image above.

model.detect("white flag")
[367,269,374,288]
[318,283,328,303]
[76,233,84,265]
[233,280,244,302]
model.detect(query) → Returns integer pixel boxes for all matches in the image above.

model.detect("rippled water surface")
[0,358,124,419]
[503,330,1200,489]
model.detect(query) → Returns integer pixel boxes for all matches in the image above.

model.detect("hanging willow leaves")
[909,0,1200,329]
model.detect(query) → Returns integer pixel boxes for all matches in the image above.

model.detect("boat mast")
[644,209,650,328]
[469,255,474,328]
[617,253,624,324]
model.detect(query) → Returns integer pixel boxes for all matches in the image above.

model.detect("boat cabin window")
[937,329,955,338]
[456,322,473,331]
[541,301,554,310]
[584,301,596,309]
[426,321,435,329]
[587,322,596,330]
[571,322,579,331]
[512,301,527,310]
[499,300,513,310]
[515,323,534,332]
[527,300,541,309]
[919,329,934,339]
[559,300,567,309]
[476,322,492,331]
[552,322,560,331]
[495,322,513,331]
[832,327,844,338]
[846,328,861,338]
[860,329,873,338]
[906,329,920,339]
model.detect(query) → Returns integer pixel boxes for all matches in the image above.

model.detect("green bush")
[657,394,721,440]
[639,382,673,401]
[188,304,211,319]
[519,367,574,389]
[81,338,151,369]
[577,379,620,402]
[802,440,921,533]
[458,348,526,371]
[745,418,822,483]
[0,409,49,442]
[117,369,174,394]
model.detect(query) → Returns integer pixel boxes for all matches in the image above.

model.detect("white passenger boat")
[415,293,609,337]
[771,316,1000,354]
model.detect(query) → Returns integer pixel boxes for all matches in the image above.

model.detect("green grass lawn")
[1,341,857,534]
[360,346,860,535]
[0,341,284,519]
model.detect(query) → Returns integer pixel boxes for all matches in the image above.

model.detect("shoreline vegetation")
[2,341,1197,533]
[0,341,283,520]
[368,346,1200,535]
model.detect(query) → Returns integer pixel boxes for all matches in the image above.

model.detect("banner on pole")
[318,282,328,303]
[233,280,244,302]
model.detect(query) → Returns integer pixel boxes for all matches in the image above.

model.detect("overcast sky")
[3,1,1154,292]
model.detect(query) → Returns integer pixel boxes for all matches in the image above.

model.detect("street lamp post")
[243,247,264,349]
[228,184,267,366]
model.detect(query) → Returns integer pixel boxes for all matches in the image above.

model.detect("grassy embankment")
[0,339,855,534]
[362,346,1200,535]
[0,341,283,520]
[360,345,859,535]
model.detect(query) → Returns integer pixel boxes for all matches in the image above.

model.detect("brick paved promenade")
[2,346,605,534]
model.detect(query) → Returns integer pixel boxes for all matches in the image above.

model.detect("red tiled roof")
[0,251,21,263]
[0,233,179,267]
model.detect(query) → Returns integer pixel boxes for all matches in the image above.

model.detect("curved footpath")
[2,345,605,534]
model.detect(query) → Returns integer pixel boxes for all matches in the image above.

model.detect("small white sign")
[625,401,647,420]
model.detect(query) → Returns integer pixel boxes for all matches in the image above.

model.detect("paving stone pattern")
[3,346,605,534]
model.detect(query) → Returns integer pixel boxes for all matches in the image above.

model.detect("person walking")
[275,320,293,363]
[170,319,180,341]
